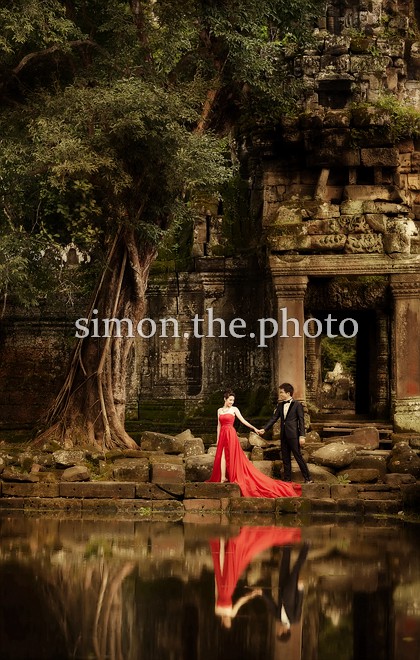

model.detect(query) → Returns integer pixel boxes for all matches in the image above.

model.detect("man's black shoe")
[304,480,314,484]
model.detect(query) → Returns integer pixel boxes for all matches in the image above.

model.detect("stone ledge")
[59,481,136,498]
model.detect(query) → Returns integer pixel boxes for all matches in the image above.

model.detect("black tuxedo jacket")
[264,400,305,441]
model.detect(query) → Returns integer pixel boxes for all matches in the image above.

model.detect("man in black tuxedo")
[259,382,312,483]
[261,543,309,641]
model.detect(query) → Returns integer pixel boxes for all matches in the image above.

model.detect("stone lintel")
[269,253,420,277]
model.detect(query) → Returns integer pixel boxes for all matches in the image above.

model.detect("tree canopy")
[0,0,323,447]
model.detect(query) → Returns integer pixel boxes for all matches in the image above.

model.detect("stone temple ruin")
[0,0,420,440]
[131,0,420,435]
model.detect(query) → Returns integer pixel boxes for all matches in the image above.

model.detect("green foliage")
[337,473,351,484]
[351,96,420,143]
[0,0,324,308]
[321,336,356,380]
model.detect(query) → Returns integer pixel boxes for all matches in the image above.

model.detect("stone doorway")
[306,309,390,421]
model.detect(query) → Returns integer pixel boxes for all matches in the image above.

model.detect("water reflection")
[0,515,419,660]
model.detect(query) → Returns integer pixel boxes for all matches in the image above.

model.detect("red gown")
[207,413,302,497]
[211,526,302,609]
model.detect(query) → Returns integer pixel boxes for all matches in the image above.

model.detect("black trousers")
[281,435,311,481]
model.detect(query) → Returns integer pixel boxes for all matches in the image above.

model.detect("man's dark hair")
[279,383,294,396]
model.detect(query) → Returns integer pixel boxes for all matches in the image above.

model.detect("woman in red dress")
[207,390,302,498]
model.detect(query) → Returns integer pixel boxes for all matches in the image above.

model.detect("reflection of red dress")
[207,414,302,497]
[211,526,302,608]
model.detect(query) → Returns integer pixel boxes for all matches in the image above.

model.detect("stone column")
[375,312,390,419]
[272,276,308,400]
[390,274,420,432]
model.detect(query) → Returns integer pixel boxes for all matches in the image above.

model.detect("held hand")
[257,429,265,435]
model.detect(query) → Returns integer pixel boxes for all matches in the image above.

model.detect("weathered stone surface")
[183,498,221,512]
[309,498,337,512]
[185,455,214,481]
[184,482,241,499]
[401,483,420,511]
[275,497,308,514]
[301,483,330,498]
[312,443,357,469]
[351,453,387,479]
[351,427,380,449]
[59,481,136,498]
[305,430,321,443]
[333,498,364,514]
[384,473,416,487]
[1,468,39,483]
[229,497,276,513]
[61,466,91,482]
[136,483,184,499]
[151,462,185,484]
[1,482,60,497]
[363,500,401,514]
[251,460,274,477]
[251,446,264,461]
[337,468,379,483]
[112,458,150,482]
[330,484,359,499]
[174,429,194,442]
[52,450,87,467]
[299,464,338,483]
[361,147,399,167]
[0,497,25,509]
[249,431,269,447]
[387,442,420,477]
[359,490,400,500]
[184,438,205,456]
[140,431,184,454]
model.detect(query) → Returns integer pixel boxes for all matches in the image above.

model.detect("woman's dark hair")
[223,389,235,400]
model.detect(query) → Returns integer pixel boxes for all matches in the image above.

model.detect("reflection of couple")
[210,526,307,632]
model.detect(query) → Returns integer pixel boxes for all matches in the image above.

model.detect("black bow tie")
[284,400,293,404]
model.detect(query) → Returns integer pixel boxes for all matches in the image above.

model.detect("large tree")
[0,0,322,449]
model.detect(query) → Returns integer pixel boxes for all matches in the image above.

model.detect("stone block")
[361,148,399,167]
[136,483,184,499]
[52,450,87,467]
[112,458,150,482]
[308,498,337,512]
[1,482,60,497]
[301,483,330,498]
[334,498,364,514]
[151,462,185,484]
[401,483,420,511]
[184,482,241,499]
[384,473,416,488]
[0,497,25,509]
[59,481,136,498]
[312,443,357,469]
[82,498,118,514]
[359,491,400,500]
[61,466,91,482]
[140,431,184,454]
[184,438,205,456]
[184,512,223,524]
[152,499,184,513]
[363,500,401,514]
[37,498,82,513]
[183,498,221,512]
[343,185,403,202]
[351,427,380,449]
[185,455,214,481]
[351,454,387,480]
[275,497,308,514]
[250,460,274,477]
[330,484,359,499]
[229,498,276,513]
[114,499,155,515]
[337,468,379,483]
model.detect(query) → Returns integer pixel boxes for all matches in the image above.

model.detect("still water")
[0,515,419,660]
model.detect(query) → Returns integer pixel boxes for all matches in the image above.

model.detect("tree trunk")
[36,227,157,450]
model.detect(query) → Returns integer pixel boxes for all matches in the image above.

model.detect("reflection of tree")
[43,560,136,660]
